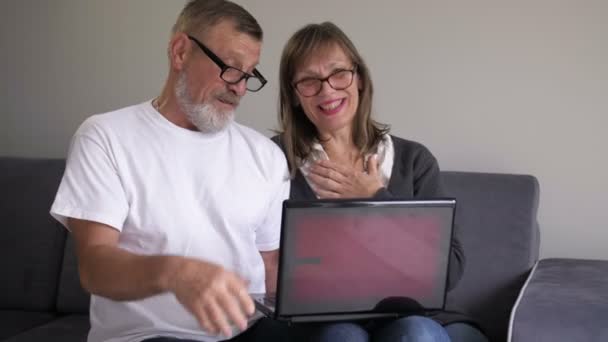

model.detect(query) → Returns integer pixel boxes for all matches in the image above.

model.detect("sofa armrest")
[509,258,608,342]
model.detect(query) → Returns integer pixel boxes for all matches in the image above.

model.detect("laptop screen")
[277,200,454,316]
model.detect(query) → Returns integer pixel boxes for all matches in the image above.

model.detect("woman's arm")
[380,138,465,290]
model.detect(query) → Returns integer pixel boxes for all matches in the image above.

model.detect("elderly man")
[50,1,289,341]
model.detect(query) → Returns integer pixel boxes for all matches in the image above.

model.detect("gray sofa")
[509,258,608,341]
[1,156,606,341]
[1,158,89,342]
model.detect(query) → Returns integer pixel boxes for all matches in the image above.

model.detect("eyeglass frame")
[187,35,267,92]
[292,66,358,97]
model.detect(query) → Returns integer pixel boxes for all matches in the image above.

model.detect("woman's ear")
[358,77,363,90]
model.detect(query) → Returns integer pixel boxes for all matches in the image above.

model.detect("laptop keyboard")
[264,296,276,306]
[251,293,276,307]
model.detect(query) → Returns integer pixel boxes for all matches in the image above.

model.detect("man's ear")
[168,33,190,71]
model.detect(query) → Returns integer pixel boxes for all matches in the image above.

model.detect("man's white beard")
[175,72,235,134]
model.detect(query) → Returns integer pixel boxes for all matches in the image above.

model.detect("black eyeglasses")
[187,35,267,92]
[293,67,357,97]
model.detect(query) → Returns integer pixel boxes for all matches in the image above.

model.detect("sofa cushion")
[0,310,57,340]
[510,258,608,342]
[0,157,67,311]
[441,171,540,342]
[3,314,90,342]
[57,235,90,313]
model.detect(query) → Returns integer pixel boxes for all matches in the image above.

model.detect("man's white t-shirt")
[50,101,290,342]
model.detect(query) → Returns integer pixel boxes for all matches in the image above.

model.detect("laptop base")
[289,312,401,323]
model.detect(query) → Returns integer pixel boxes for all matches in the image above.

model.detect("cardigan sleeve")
[373,139,465,291]
[415,146,465,290]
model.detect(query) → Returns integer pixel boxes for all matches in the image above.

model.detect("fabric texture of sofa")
[509,258,608,341]
[1,156,604,341]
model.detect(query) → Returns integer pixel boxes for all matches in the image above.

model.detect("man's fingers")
[174,262,256,338]
[190,300,214,333]
[229,280,255,316]
[205,298,232,337]
[217,291,249,332]
[200,301,220,335]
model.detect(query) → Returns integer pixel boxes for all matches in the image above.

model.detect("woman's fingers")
[308,172,342,193]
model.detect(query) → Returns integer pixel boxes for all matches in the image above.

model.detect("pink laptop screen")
[277,203,454,316]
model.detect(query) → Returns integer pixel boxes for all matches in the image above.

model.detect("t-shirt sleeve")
[255,148,290,251]
[50,124,129,232]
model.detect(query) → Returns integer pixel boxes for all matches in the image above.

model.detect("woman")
[273,22,488,342]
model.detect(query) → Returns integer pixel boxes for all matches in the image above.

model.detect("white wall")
[1,0,607,259]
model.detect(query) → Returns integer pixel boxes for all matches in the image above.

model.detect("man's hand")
[169,259,255,338]
[308,156,383,198]
[69,218,254,338]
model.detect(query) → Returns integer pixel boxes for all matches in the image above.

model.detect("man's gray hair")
[172,0,262,40]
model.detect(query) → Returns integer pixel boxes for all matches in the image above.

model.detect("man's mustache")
[217,93,240,106]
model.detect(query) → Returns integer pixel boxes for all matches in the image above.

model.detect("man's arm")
[260,249,279,294]
[69,218,179,300]
[69,218,254,337]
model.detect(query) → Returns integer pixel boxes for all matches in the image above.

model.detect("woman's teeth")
[320,99,342,111]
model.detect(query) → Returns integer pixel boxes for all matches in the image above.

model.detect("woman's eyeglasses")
[293,67,357,97]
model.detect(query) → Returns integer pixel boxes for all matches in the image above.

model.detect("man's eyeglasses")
[187,35,267,92]
[293,67,357,97]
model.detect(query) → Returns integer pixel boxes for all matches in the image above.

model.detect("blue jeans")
[444,322,488,342]
[313,316,487,342]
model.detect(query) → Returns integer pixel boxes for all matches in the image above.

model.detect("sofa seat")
[3,315,89,342]
[0,311,57,340]
[509,258,608,341]
[0,157,546,341]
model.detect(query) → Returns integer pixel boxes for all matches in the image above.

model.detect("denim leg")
[313,322,370,342]
[444,322,489,342]
[372,316,450,342]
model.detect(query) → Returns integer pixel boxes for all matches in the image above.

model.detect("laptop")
[253,198,456,323]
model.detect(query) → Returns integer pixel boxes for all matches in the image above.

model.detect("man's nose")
[227,78,247,97]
